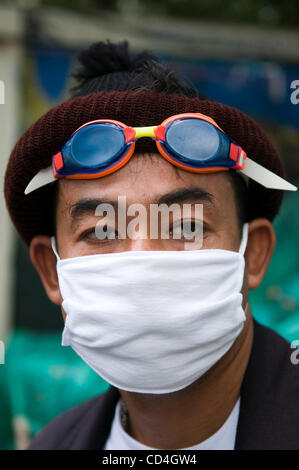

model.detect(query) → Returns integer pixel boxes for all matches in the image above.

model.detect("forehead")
[58,153,235,204]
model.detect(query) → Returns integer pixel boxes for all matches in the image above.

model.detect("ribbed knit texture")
[4,90,284,245]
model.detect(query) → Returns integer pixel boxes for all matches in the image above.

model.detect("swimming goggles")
[25,112,297,194]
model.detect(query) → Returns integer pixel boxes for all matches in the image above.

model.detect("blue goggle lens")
[70,124,126,169]
[165,119,222,164]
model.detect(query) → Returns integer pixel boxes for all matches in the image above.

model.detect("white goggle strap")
[239,223,249,256]
[24,167,56,195]
[238,157,297,191]
[24,157,297,195]
[51,236,60,261]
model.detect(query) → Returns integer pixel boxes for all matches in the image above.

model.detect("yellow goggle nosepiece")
[133,126,157,139]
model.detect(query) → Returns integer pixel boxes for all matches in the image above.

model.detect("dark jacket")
[27,319,299,450]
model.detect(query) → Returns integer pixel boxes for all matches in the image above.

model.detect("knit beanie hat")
[4,41,285,245]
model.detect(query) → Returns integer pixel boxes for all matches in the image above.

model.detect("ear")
[29,235,62,305]
[244,218,276,290]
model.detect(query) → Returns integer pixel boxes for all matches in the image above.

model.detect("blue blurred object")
[174,58,299,128]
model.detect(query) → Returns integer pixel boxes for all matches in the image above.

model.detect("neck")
[119,313,254,449]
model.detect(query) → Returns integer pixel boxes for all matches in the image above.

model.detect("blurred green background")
[0,0,298,449]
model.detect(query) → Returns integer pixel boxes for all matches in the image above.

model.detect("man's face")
[30,150,275,319]
[55,152,242,259]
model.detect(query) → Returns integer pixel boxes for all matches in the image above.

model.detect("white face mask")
[52,224,248,394]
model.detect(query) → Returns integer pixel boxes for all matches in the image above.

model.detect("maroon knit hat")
[4,89,285,246]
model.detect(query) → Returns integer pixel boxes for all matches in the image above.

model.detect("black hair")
[69,40,206,100]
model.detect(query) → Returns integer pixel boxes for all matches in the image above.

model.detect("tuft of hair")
[69,40,207,99]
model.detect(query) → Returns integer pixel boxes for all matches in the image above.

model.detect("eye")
[170,219,204,240]
[95,223,119,240]
[79,225,118,242]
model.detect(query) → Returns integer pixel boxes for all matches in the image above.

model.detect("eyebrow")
[68,187,215,227]
[69,198,118,228]
[156,187,215,207]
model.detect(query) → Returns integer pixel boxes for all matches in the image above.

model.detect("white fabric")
[104,397,241,450]
[240,156,297,191]
[53,224,248,394]
[24,166,55,194]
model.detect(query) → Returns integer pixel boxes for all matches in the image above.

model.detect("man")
[4,41,299,450]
